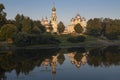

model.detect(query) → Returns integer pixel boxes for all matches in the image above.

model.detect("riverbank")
[0,35,120,50]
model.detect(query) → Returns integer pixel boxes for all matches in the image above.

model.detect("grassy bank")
[0,34,120,50]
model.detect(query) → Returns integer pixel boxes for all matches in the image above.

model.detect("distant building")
[41,5,57,32]
[67,14,87,33]
[41,5,86,34]
[51,6,57,32]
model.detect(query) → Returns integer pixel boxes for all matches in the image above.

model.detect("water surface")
[0,46,120,80]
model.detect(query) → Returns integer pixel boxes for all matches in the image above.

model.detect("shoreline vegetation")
[0,35,120,51]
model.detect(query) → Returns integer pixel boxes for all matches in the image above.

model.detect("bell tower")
[51,5,57,32]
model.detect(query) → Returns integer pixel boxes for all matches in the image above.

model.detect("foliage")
[13,33,61,47]
[14,14,46,34]
[86,18,101,36]
[57,54,65,65]
[74,23,83,33]
[106,32,118,40]
[21,17,33,33]
[87,46,120,67]
[31,26,42,34]
[13,32,30,47]
[0,24,17,39]
[0,3,6,28]
[33,20,46,33]
[87,18,120,39]
[57,21,65,34]
[88,29,100,37]
[77,35,86,42]
[67,35,86,43]
[39,33,61,44]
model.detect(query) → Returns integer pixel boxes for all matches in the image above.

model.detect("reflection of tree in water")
[0,46,120,79]
[67,52,88,68]
[57,53,65,65]
[67,47,86,53]
[0,48,59,79]
[87,46,120,67]
[67,47,88,68]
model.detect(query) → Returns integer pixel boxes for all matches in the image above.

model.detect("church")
[41,5,57,32]
[67,14,87,33]
[41,5,86,34]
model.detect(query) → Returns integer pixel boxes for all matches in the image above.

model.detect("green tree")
[21,17,33,33]
[13,32,30,47]
[0,4,5,12]
[33,20,46,33]
[86,18,101,36]
[0,3,6,28]
[31,26,41,34]
[103,18,120,40]
[57,21,65,34]
[0,24,18,39]
[15,14,24,31]
[74,23,83,33]
[105,19,120,34]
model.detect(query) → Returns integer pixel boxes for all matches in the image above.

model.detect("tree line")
[86,18,120,39]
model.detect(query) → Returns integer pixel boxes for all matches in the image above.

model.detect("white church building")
[41,5,87,34]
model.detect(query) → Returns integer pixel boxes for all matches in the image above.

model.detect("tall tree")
[57,21,65,34]
[0,24,18,39]
[0,3,6,28]
[15,14,24,31]
[74,23,83,33]
[33,20,46,33]
[0,4,5,12]
[86,18,101,36]
[21,17,33,33]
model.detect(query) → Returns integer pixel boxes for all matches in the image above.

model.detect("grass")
[0,33,120,50]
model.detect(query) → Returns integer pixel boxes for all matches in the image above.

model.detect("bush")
[67,35,86,43]
[77,35,86,42]
[67,37,78,43]
[13,33,61,47]
[87,29,100,37]
[106,33,118,40]
[40,34,61,44]
[13,32,31,47]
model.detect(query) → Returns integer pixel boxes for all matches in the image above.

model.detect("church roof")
[52,6,56,11]
[82,17,86,21]
[75,14,81,19]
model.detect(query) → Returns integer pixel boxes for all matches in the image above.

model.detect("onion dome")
[82,17,86,21]
[76,14,81,19]
[52,6,56,11]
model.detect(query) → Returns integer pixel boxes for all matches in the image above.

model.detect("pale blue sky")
[1,0,120,26]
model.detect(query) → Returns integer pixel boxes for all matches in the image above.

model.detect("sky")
[0,0,120,26]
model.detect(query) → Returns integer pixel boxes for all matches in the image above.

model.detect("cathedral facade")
[41,5,86,34]
[41,6,57,32]
[67,14,86,33]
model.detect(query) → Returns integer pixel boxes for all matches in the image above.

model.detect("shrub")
[67,35,86,43]
[106,33,118,40]
[13,32,31,47]
[87,29,100,37]
[13,33,61,47]
[77,35,86,42]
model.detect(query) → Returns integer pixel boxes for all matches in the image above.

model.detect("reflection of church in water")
[41,52,88,80]
[67,52,88,68]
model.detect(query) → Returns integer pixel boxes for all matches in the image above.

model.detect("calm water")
[0,46,120,80]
